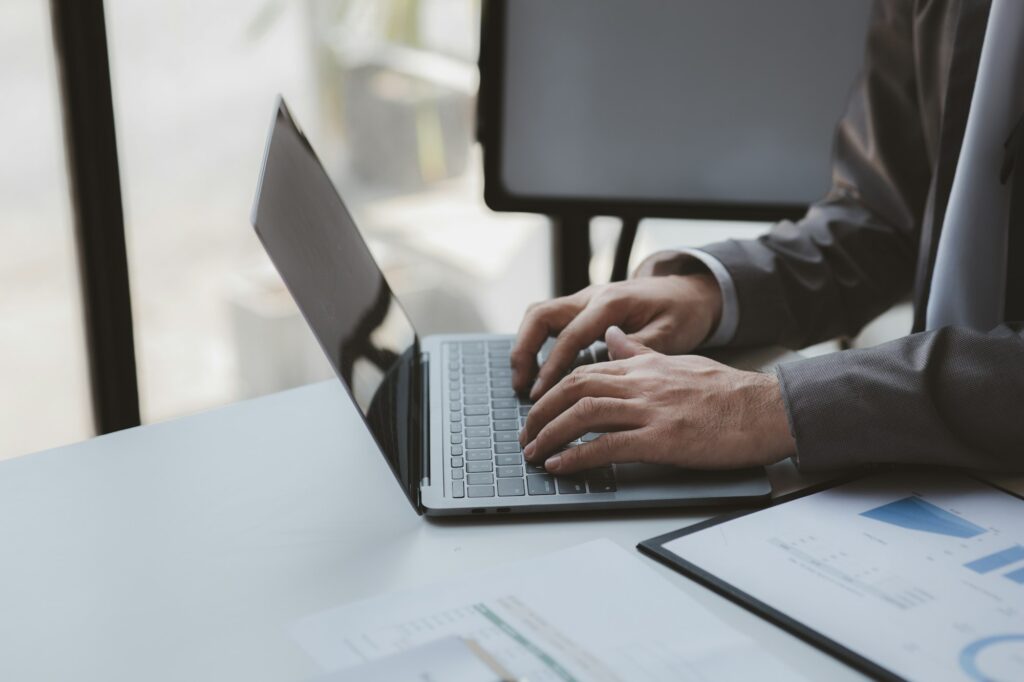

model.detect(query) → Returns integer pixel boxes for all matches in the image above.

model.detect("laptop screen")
[251,99,422,508]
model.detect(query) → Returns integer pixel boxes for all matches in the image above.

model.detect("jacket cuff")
[697,238,795,348]
[676,248,739,347]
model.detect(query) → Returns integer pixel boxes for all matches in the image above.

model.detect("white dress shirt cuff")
[676,248,740,348]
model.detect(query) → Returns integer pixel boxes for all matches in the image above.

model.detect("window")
[0,1,91,460]
[105,0,550,424]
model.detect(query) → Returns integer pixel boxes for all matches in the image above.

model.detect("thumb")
[605,325,653,360]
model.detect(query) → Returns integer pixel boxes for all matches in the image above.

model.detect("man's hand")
[519,326,795,474]
[511,272,723,400]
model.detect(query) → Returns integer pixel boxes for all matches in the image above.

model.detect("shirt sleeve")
[676,248,740,347]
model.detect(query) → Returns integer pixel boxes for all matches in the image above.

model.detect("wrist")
[747,373,796,462]
[673,272,723,344]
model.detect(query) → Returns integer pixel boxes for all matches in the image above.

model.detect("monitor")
[479,0,873,220]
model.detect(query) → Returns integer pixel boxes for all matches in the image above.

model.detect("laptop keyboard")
[445,340,616,500]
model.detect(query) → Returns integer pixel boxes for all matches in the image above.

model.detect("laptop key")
[526,463,546,474]
[582,432,603,442]
[465,415,489,427]
[490,388,516,398]
[453,480,465,498]
[451,445,463,456]
[585,466,615,481]
[489,368,512,378]
[495,454,522,466]
[450,433,463,444]
[492,398,517,409]
[527,475,556,495]
[463,375,487,384]
[467,473,494,486]
[493,408,517,420]
[450,422,463,433]
[588,481,617,493]
[451,457,464,468]
[452,469,464,480]
[465,427,490,438]
[466,438,492,449]
[497,465,524,478]
[494,442,522,454]
[463,365,487,375]
[464,384,488,394]
[466,460,493,473]
[450,412,462,422]
[465,405,489,416]
[492,419,518,431]
[464,394,488,405]
[519,405,532,417]
[466,481,493,497]
[556,477,587,494]
[491,378,512,388]
[466,449,492,461]
[494,432,518,443]
[497,478,526,496]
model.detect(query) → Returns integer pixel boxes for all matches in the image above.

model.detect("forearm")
[699,199,918,349]
[778,323,1024,472]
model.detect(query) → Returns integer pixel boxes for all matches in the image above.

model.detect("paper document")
[290,539,802,681]
[662,473,1024,682]
[310,636,506,682]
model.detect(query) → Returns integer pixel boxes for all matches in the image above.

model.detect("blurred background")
[0,0,779,461]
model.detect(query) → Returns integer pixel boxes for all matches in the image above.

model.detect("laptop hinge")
[417,352,430,513]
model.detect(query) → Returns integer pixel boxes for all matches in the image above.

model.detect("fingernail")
[529,380,543,401]
[518,429,527,446]
[545,455,562,472]
[524,442,536,460]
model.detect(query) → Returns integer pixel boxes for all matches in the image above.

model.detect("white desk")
[0,380,890,681]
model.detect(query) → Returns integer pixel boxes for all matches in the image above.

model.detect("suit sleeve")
[778,323,1024,471]
[699,0,932,349]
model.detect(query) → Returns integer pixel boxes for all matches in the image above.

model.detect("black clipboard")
[637,470,1024,682]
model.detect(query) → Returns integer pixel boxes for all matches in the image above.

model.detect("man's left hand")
[520,326,796,474]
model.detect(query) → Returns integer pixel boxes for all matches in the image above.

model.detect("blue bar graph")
[965,545,1024,574]
[860,496,986,538]
[1006,567,1024,584]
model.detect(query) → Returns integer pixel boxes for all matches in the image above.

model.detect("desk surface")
[1,379,999,681]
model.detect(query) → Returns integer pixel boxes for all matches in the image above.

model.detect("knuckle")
[575,395,604,418]
[566,369,588,390]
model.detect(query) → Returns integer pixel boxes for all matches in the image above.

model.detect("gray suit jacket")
[698,0,1024,471]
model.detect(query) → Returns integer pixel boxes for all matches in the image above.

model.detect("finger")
[605,325,654,360]
[525,396,642,461]
[510,296,584,394]
[530,302,620,400]
[565,360,629,376]
[521,372,632,445]
[544,430,642,474]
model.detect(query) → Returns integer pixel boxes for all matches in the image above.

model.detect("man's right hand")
[511,269,724,400]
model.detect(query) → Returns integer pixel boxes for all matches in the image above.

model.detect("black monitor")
[479,0,872,223]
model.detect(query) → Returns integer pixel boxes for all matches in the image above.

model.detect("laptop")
[251,98,771,516]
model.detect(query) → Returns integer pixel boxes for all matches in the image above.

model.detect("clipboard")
[637,471,1024,682]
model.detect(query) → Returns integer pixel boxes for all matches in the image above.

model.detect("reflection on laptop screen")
[251,101,421,496]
